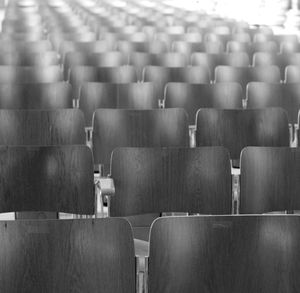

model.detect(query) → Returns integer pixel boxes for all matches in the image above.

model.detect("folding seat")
[92,108,189,175]
[215,65,281,96]
[117,40,168,54]
[254,33,298,45]
[171,41,224,55]
[253,52,300,80]
[240,147,300,213]
[191,52,250,80]
[143,66,210,99]
[0,109,85,145]
[231,32,251,43]
[0,218,135,292]
[247,82,300,126]
[149,215,300,293]
[196,108,290,164]
[129,52,188,80]
[80,82,157,127]
[0,145,93,217]
[204,32,232,46]
[164,82,243,125]
[0,82,72,109]
[0,40,52,53]
[69,65,137,100]
[0,65,63,83]
[155,32,187,50]
[109,147,232,222]
[227,41,278,59]
[285,65,300,83]
[281,41,300,53]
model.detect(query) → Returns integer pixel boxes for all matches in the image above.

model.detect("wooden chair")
[0,218,135,292]
[149,215,300,293]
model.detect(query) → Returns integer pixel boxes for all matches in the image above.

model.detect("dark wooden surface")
[0,83,72,109]
[247,82,300,124]
[240,147,300,213]
[191,52,250,80]
[0,65,63,83]
[196,108,290,160]
[149,215,300,293]
[143,65,210,98]
[0,218,135,292]
[165,82,243,124]
[0,146,94,214]
[215,65,281,95]
[0,109,85,145]
[93,108,189,174]
[111,147,232,216]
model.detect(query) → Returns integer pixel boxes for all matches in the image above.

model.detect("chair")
[0,109,85,145]
[247,82,300,125]
[240,147,300,213]
[281,41,300,53]
[79,82,157,127]
[0,145,94,215]
[117,40,168,54]
[0,218,135,292]
[165,82,243,125]
[253,52,300,80]
[149,215,300,293]
[0,40,52,53]
[215,65,281,95]
[191,52,250,80]
[110,147,232,218]
[92,108,189,174]
[69,66,138,99]
[285,65,300,83]
[0,82,73,109]
[196,108,290,163]
[0,65,63,83]
[143,66,210,99]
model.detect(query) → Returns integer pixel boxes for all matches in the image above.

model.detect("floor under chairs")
[0,218,135,292]
[80,82,157,127]
[143,66,210,99]
[92,108,189,175]
[149,215,300,293]
[196,108,290,165]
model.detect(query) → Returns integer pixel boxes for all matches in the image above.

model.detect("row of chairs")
[0,215,298,293]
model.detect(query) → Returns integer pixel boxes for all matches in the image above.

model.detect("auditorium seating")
[0,218,135,292]
[149,215,300,293]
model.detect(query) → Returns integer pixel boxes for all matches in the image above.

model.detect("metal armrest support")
[158,99,164,108]
[231,166,240,214]
[293,123,299,147]
[94,174,115,218]
[85,127,93,148]
[136,256,149,293]
[189,125,196,148]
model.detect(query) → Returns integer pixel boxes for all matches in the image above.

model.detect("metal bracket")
[85,126,93,148]
[136,256,148,293]
[231,166,240,214]
[189,125,196,147]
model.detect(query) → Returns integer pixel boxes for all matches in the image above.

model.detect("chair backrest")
[0,145,94,214]
[0,82,72,109]
[0,218,135,292]
[240,147,300,213]
[215,65,281,95]
[247,82,300,124]
[165,82,243,125]
[92,108,189,174]
[149,215,300,293]
[191,52,250,80]
[0,65,63,83]
[111,147,232,216]
[285,65,300,83]
[80,82,157,126]
[143,66,210,98]
[0,40,52,53]
[196,108,290,161]
[0,109,85,145]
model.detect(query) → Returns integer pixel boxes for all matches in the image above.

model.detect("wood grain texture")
[0,145,94,214]
[92,108,189,174]
[80,82,158,126]
[0,83,72,109]
[111,147,232,216]
[0,218,135,293]
[215,65,281,95]
[149,215,300,293]
[247,82,300,124]
[143,66,210,98]
[196,108,289,160]
[240,147,300,213]
[165,82,243,124]
[0,66,63,83]
[0,109,85,145]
